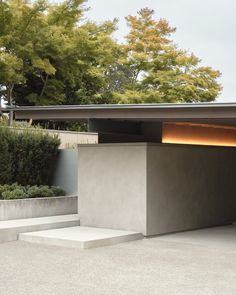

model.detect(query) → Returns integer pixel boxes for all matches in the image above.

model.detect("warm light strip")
[172,122,236,131]
[162,122,236,147]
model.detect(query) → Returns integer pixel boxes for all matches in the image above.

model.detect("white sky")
[85,0,236,102]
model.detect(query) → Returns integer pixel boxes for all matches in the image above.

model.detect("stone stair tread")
[19,226,143,249]
[0,214,79,229]
[0,214,80,243]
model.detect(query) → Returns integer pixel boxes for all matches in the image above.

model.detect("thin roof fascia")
[8,102,236,112]
[8,103,236,121]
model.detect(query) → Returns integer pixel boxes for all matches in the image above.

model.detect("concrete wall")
[147,144,236,236]
[0,196,78,221]
[48,130,97,149]
[78,143,147,234]
[9,127,98,149]
[78,143,236,236]
[52,149,78,195]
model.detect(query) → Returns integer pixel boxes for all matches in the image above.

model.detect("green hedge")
[0,127,60,185]
[0,184,65,200]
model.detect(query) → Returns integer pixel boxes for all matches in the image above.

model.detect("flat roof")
[9,102,236,125]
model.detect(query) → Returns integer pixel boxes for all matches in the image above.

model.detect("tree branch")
[39,74,49,98]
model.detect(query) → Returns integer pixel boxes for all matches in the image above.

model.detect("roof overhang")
[9,103,236,126]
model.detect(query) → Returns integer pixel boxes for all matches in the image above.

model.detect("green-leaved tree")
[113,8,222,103]
[0,0,119,109]
[0,3,222,128]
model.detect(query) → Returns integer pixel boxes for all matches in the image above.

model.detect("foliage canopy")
[0,2,221,107]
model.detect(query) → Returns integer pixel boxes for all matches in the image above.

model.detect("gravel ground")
[1,225,236,295]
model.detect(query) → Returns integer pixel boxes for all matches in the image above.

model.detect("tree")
[0,52,24,124]
[0,0,119,109]
[0,3,222,124]
[114,8,221,103]
[0,0,53,123]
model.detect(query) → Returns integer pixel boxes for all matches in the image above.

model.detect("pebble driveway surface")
[1,225,236,295]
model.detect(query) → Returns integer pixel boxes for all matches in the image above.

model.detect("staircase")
[0,213,143,249]
[0,214,80,243]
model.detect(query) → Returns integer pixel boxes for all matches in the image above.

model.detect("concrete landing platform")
[19,226,143,249]
[0,214,80,243]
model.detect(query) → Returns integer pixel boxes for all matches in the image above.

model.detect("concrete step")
[0,214,80,243]
[19,226,143,249]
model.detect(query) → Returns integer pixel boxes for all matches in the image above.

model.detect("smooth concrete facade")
[78,143,236,236]
[146,144,236,236]
[78,144,147,234]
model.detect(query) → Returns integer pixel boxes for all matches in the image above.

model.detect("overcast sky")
[85,0,236,102]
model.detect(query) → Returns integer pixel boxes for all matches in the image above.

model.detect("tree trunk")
[7,84,14,126]
[133,69,140,85]
[0,96,2,119]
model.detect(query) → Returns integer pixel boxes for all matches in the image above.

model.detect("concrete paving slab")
[0,214,80,243]
[19,226,143,249]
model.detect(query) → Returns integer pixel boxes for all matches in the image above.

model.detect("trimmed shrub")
[0,184,65,200]
[2,188,27,200]
[27,185,54,198]
[51,186,66,197]
[0,127,60,185]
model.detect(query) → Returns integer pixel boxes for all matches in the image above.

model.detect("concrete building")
[11,103,236,236]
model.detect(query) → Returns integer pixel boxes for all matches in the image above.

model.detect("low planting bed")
[0,125,78,221]
[0,184,78,221]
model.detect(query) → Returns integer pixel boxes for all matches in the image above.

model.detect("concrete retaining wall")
[0,196,77,221]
